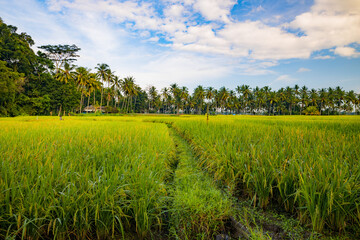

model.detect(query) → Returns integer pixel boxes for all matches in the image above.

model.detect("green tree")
[96,63,111,108]
[38,44,80,71]
[205,87,215,116]
[74,67,91,113]
[194,85,205,114]
[0,61,25,116]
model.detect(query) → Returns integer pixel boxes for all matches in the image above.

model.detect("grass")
[0,115,359,239]
[167,125,232,239]
[171,115,360,234]
[0,117,173,239]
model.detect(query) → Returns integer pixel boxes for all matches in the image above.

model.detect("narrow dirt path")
[165,123,234,239]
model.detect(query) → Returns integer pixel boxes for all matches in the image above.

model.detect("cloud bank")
[1,0,359,90]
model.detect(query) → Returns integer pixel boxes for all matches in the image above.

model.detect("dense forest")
[1,18,359,117]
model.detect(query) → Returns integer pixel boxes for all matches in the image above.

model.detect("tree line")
[1,18,359,117]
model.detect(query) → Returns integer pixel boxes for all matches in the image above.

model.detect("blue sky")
[1,0,359,92]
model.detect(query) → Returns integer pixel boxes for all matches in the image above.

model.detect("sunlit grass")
[0,116,173,239]
[1,115,359,238]
[171,115,360,233]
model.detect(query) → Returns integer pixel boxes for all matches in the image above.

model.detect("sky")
[0,0,360,92]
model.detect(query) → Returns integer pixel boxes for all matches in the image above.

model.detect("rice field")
[172,116,360,234]
[0,115,359,239]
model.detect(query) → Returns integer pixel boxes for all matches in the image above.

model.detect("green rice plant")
[171,115,360,233]
[0,116,174,239]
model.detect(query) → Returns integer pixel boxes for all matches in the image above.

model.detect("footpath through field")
[165,123,233,239]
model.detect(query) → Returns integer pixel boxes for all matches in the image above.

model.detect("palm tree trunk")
[58,105,62,120]
[100,87,103,108]
[126,97,130,113]
[80,92,84,113]
[93,91,96,106]
[289,104,291,115]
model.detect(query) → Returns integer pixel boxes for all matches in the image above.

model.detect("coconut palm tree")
[122,76,137,113]
[309,89,318,107]
[95,63,110,109]
[105,70,115,109]
[218,87,229,113]
[111,76,122,108]
[74,67,91,113]
[335,86,345,113]
[55,62,75,84]
[161,87,170,113]
[237,85,251,114]
[194,85,205,114]
[285,86,294,115]
[300,86,308,115]
[170,83,180,114]
[148,86,158,112]
[205,87,214,116]
[180,86,189,113]
[86,73,101,107]
[268,91,277,115]
[346,90,357,114]
[318,88,327,115]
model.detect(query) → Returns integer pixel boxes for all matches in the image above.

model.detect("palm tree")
[218,87,229,113]
[268,91,277,115]
[335,86,345,113]
[122,76,137,113]
[346,90,357,114]
[170,83,180,114]
[105,70,115,109]
[318,88,327,115]
[205,87,214,116]
[112,76,122,108]
[309,89,318,107]
[95,63,110,109]
[194,85,205,114]
[161,87,170,113]
[238,85,251,114]
[285,86,294,115]
[74,67,91,113]
[148,86,158,112]
[277,88,286,115]
[180,86,188,113]
[356,93,360,114]
[86,73,101,107]
[256,88,266,114]
[300,86,308,115]
[54,62,76,117]
[55,62,75,84]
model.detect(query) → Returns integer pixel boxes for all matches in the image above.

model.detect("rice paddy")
[0,115,359,239]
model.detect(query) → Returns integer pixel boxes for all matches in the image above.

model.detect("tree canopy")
[38,44,80,70]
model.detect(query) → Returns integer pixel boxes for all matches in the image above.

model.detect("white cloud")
[164,4,185,19]
[2,0,360,91]
[275,75,297,84]
[333,46,360,57]
[127,51,234,88]
[43,0,360,62]
[219,21,311,60]
[289,0,360,52]
[313,55,333,59]
[192,0,237,22]
[297,67,311,72]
